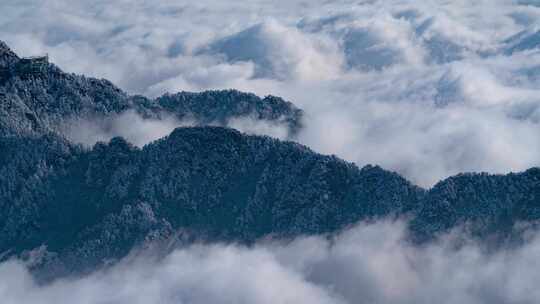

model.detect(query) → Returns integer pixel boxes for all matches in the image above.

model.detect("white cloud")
[62,110,190,148]
[2,0,540,186]
[4,2,540,302]
[62,110,293,148]
[227,116,290,140]
[3,220,540,304]
[205,20,343,81]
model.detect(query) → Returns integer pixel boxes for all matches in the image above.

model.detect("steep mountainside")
[1,126,540,279]
[1,40,540,280]
[0,41,302,138]
[411,169,540,242]
[0,127,421,278]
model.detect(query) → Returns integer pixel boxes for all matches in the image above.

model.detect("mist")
[61,110,292,148]
[62,111,189,148]
[2,2,540,302]
[2,220,540,304]
[3,0,540,186]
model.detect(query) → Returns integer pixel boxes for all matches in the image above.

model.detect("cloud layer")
[3,3,540,301]
[2,0,540,186]
[61,110,188,147]
[61,110,291,148]
[3,220,540,304]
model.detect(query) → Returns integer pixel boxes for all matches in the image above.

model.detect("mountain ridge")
[0,41,303,139]
[1,40,540,280]
[2,126,539,279]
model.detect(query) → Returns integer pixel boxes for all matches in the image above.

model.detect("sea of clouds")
[2,1,540,302]
[2,0,540,186]
[3,220,540,304]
